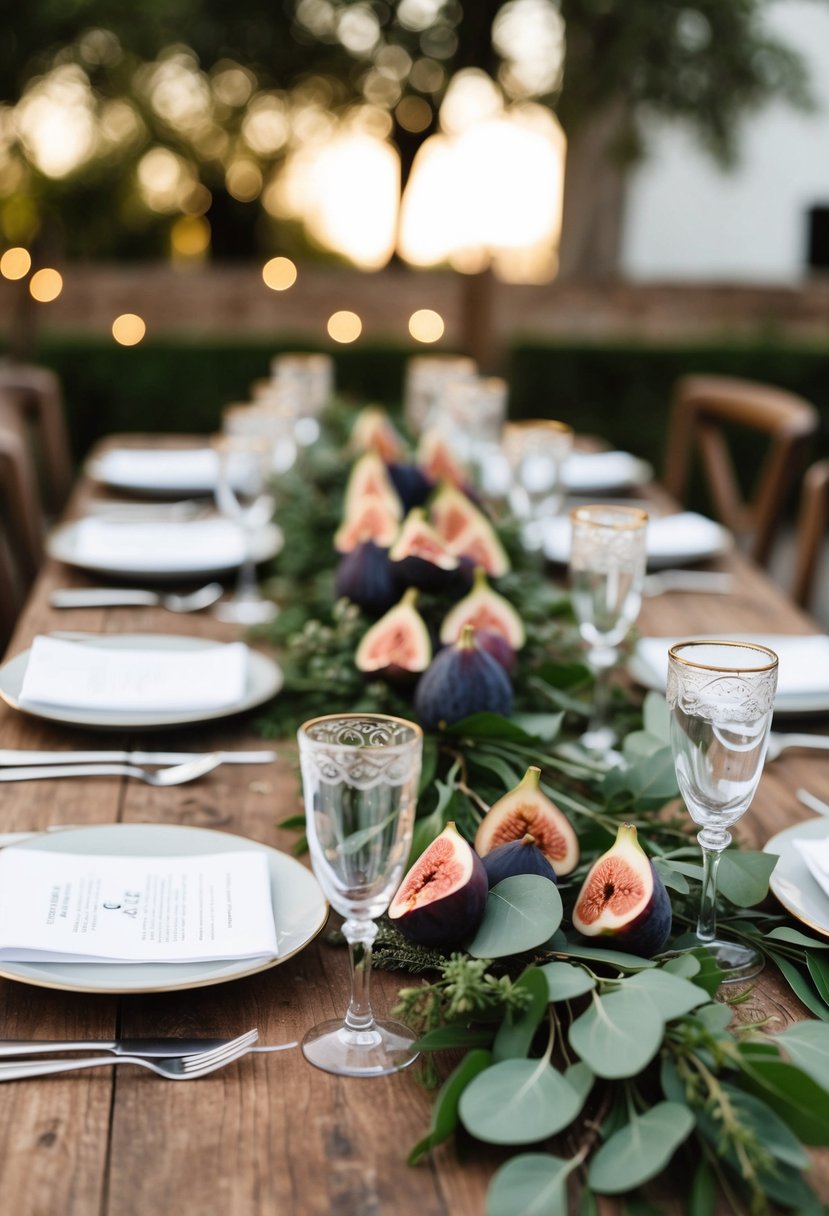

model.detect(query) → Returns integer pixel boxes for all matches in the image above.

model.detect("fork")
[0,753,223,785]
[0,1029,259,1082]
[50,584,224,613]
[766,732,829,762]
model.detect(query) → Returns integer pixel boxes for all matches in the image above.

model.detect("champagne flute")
[667,640,778,982]
[297,714,423,1076]
[212,433,278,625]
[569,504,648,759]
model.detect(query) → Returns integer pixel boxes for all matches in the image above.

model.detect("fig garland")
[258,401,829,1216]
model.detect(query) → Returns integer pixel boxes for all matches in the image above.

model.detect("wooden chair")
[791,458,829,612]
[663,374,819,566]
[0,362,73,514]
[0,426,45,651]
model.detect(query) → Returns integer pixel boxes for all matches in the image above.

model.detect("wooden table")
[0,463,828,1216]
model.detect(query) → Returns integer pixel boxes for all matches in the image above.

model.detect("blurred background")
[1,0,828,470]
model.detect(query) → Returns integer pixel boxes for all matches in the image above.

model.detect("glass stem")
[234,528,260,602]
[342,918,378,1032]
[697,829,730,942]
[585,647,617,744]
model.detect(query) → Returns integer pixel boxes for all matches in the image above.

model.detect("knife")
[0,1038,296,1058]
[0,750,276,767]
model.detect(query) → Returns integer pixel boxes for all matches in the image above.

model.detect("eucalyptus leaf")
[587,1102,695,1193]
[415,1025,495,1052]
[689,1159,716,1216]
[485,1153,580,1216]
[807,951,829,1004]
[694,1002,733,1033]
[493,968,550,1062]
[766,926,829,950]
[539,961,597,1003]
[468,875,563,959]
[564,1060,595,1104]
[468,751,523,790]
[769,953,829,1022]
[662,953,701,978]
[407,1049,492,1165]
[621,730,664,763]
[459,1058,586,1144]
[711,1083,811,1168]
[736,1052,829,1145]
[651,858,690,894]
[778,1021,829,1092]
[337,811,396,855]
[546,939,656,972]
[568,989,664,1078]
[716,849,778,906]
[444,712,541,744]
[624,968,709,1020]
[509,711,565,743]
[602,746,679,804]
[642,691,671,742]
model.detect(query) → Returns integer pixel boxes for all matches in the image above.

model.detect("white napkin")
[541,510,727,567]
[793,834,829,901]
[19,637,249,712]
[96,448,219,492]
[72,518,246,572]
[563,451,651,492]
[632,634,829,700]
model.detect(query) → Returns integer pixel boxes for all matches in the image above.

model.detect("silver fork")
[0,1029,259,1082]
[50,584,224,613]
[766,732,829,762]
[0,753,223,785]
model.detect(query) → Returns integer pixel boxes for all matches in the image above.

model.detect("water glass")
[667,640,778,981]
[569,504,648,758]
[212,432,278,625]
[298,714,423,1076]
[402,354,477,435]
[504,420,574,548]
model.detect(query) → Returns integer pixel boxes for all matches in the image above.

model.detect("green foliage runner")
[259,401,829,1215]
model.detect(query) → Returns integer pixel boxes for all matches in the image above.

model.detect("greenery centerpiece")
[259,400,829,1216]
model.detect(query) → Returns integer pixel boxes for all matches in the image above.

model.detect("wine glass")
[297,713,423,1076]
[569,504,648,759]
[504,420,574,549]
[667,640,779,982]
[212,433,278,625]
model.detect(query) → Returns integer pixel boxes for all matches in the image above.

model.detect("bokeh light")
[262,257,297,291]
[409,309,445,343]
[170,215,211,262]
[112,313,146,345]
[327,310,362,343]
[29,268,63,302]
[0,247,31,280]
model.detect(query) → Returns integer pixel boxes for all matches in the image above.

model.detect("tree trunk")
[557,101,630,281]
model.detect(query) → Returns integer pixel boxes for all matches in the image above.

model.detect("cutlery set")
[0,749,276,783]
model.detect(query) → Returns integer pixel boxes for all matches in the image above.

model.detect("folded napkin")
[96,448,219,492]
[562,451,651,492]
[72,518,246,572]
[793,834,829,902]
[19,637,249,712]
[633,634,829,701]
[541,510,727,567]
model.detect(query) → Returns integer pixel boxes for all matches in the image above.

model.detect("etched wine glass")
[667,640,778,982]
[569,504,648,759]
[212,432,278,625]
[504,420,574,549]
[297,714,423,1076]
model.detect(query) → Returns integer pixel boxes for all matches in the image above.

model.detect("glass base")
[301,1018,419,1077]
[700,938,764,984]
[213,597,278,625]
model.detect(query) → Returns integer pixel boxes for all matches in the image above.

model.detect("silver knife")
[0,1038,296,1058]
[0,750,276,767]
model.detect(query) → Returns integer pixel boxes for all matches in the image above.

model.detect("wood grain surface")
[0,449,826,1215]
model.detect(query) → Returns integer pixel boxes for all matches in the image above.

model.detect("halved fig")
[414,624,513,730]
[430,482,488,545]
[481,833,558,888]
[350,405,406,464]
[572,823,671,958]
[387,462,434,512]
[475,766,579,876]
[389,822,487,947]
[447,515,511,578]
[440,567,525,650]
[416,429,469,487]
[334,499,400,553]
[355,587,432,678]
[343,452,401,520]
[389,507,460,590]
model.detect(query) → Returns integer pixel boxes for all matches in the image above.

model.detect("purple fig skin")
[335,541,398,616]
[386,463,434,511]
[572,824,672,958]
[476,630,517,673]
[414,628,513,729]
[481,834,558,887]
[389,830,488,947]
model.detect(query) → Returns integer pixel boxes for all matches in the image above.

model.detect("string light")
[29,268,63,302]
[408,309,445,343]
[327,310,362,343]
[0,247,31,280]
[112,313,146,345]
[262,257,297,291]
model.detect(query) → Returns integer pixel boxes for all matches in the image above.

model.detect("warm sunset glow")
[112,313,146,345]
[408,309,445,343]
[327,310,362,343]
[262,257,298,291]
[0,247,31,280]
[29,268,63,302]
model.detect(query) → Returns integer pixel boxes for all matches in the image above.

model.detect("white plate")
[86,448,219,497]
[630,633,829,717]
[0,634,283,729]
[542,511,731,570]
[0,824,327,993]
[562,451,653,493]
[47,519,283,582]
[764,818,829,940]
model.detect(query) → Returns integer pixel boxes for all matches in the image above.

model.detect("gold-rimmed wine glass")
[211,432,278,625]
[667,640,779,982]
[504,420,574,549]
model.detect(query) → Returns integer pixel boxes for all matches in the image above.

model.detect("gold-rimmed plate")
[764,817,829,940]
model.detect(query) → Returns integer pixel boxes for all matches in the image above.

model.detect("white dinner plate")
[47,519,283,582]
[86,448,219,497]
[0,634,283,729]
[0,824,327,993]
[542,511,731,570]
[764,818,829,940]
[629,633,829,717]
[562,451,654,494]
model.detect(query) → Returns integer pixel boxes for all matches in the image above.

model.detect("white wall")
[620,1,829,283]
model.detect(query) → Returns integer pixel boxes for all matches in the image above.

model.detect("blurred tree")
[0,0,815,277]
